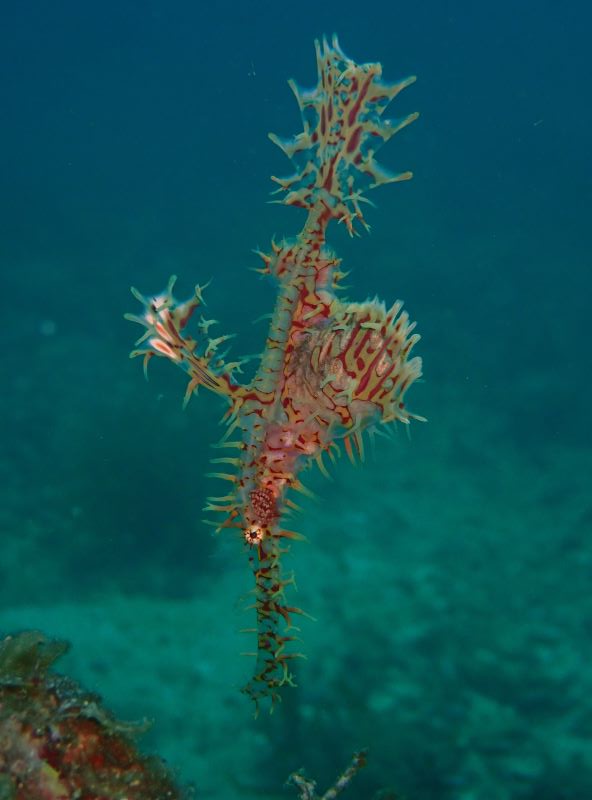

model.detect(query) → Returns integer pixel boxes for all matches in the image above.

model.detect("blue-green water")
[1,2,590,798]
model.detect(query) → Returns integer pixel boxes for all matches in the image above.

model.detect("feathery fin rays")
[125,37,422,712]
[269,34,418,235]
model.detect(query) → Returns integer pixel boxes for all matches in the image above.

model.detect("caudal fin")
[269,35,418,234]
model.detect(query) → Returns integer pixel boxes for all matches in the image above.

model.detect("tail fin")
[269,35,418,234]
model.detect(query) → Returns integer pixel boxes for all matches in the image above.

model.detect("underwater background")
[1,0,590,797]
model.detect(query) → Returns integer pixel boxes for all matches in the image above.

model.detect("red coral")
[0,631,184,800]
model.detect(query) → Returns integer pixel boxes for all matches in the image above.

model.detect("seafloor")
[2,197,590,800]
